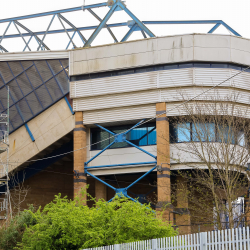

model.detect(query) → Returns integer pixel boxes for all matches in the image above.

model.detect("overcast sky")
[0,0,249,52]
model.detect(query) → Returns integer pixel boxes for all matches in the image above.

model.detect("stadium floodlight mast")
[0,0,241,52]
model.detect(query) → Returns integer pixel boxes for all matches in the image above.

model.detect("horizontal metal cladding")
[82,104,156,125]
[71,68,250,101]
[70,71,158,99]
[166,102,250,118]
[73,90,159,111]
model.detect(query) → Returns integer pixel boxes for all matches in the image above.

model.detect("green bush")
[0,206,37,250]
[17,194,177,250]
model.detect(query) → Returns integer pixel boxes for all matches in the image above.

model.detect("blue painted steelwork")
[85,161,157,169]
[0,59,70,135]
[85,120,157,204]
[64,97,74,115]
[24,123,35,142]
[0,1,240,52]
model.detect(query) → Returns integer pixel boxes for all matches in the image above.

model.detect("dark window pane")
[217,125,235,144]
[194,63,210,68]
[211,64,228,68]
[177,123,191,142]
[192,122,215,142]
[164,65,178,70]
[230,65,242,71]
[91,129,109,150]
[179,63,193,68]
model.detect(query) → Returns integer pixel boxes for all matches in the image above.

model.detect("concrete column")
[175,176,191,235]
[74,111,87,200]
[156,102,172,222]
[95,178,107,201]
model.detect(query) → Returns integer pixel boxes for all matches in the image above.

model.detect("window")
[170,121,245,146]
[91,123,156,150]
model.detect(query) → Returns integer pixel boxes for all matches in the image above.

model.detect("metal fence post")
[114,244,120,250]
[152,239,157,250]
[200,232,207,250]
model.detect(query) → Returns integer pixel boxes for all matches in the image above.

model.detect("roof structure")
[0,0,241,53]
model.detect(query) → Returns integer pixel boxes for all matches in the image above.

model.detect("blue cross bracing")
[84,120,157,204]
[0,0,241,53]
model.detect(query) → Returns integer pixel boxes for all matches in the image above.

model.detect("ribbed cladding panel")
[231,70,250,91]
[160,87,232,103]
[83,104,156,125]
[194,68,231,87]
[73,90,159,111]
[158,68,193,88]
[70,71,158,99]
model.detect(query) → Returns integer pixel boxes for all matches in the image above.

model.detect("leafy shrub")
[0,206,37,250]
[17,194,177,250]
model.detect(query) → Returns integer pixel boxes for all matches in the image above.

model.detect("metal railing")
[82,227,250,250]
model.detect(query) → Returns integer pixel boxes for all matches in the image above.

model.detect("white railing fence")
[82,227,250,250]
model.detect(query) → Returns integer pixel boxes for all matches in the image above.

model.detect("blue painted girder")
[85,120,157,204]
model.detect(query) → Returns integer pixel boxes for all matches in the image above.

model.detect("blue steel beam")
[84,3,118,47]
[25,123,35,142]
[15,20,50,50]
[57,13,87,44]
[95,124,116,135]
[85,161,157,169]
[126,165,157,190]
[121,23,137,42]
[85,170,116,191]
[0,20,241,40]
[124,119,145,135]
[0,3,108,23]
[208,23,221,33]
[85,141,116,165]
[0,45,8,52]
[125,140,156,159]
[87,8,118,43]
[117,1,155,38]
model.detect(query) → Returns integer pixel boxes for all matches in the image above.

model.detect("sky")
[0,0,249,52]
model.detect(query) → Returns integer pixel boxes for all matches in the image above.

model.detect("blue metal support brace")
[208,23,221,33]
[85,120,157,204]
[84,3,118,47]
[121,23,138,42]
[117,1,155,38]
[24,123,35,142]
[64,96,74,115]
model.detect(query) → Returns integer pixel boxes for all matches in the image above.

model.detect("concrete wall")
[0,98,74,176]
[70,34,250,75]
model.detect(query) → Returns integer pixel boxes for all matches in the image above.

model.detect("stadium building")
[0,0,249,234]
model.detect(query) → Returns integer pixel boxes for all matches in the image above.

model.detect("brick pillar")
[95,178,107,201]
[74,111,87,200]
[175,176,191,235]
[156,102,172,222]
[245,190,250,227]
